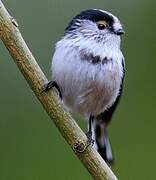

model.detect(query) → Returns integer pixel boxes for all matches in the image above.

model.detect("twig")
[0,1,118,179]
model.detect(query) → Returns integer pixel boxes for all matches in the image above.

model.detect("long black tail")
[94,122,114,165]
[92,62,125,164]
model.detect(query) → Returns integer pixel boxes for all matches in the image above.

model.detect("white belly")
[52,49,123,117]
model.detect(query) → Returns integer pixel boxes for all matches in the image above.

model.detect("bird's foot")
[41,81,62,99]
[86,131,94,146]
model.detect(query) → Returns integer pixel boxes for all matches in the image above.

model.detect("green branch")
[0,1,118,179]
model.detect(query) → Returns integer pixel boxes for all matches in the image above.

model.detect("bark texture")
[0,1,118,179]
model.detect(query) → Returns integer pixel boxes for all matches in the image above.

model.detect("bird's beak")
[114,28,125,36]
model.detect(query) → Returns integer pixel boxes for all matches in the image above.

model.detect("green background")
[0,0,155,179]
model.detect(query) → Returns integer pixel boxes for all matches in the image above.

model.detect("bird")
[44,9,125,165]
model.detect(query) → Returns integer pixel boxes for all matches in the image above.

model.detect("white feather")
[52,32,124,117]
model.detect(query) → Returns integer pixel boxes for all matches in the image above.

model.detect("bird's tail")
[93,122,114,165]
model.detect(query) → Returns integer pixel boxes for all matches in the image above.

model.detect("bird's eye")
[98,24,106,30]
[97,21,107,30]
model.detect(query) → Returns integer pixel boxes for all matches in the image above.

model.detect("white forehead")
[93,9,120,23]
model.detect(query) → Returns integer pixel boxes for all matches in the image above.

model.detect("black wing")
[96,58,125,125]
[94,59,125,164]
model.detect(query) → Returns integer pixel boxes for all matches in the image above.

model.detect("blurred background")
[0,0,155,179]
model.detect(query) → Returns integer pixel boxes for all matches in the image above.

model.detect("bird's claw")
[40,81,62,99]
[86,131,94,146]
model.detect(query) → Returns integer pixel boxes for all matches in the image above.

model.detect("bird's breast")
[52,43,124,116]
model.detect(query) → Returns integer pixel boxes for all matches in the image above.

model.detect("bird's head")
[65,9,124,48]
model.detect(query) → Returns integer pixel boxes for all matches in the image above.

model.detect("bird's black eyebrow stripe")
[65,9,114,32]
[73,9,114,25]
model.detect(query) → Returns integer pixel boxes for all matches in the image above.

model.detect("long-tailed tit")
[44,9,125,164]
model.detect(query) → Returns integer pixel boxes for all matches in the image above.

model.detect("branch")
[0,1,118,180]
